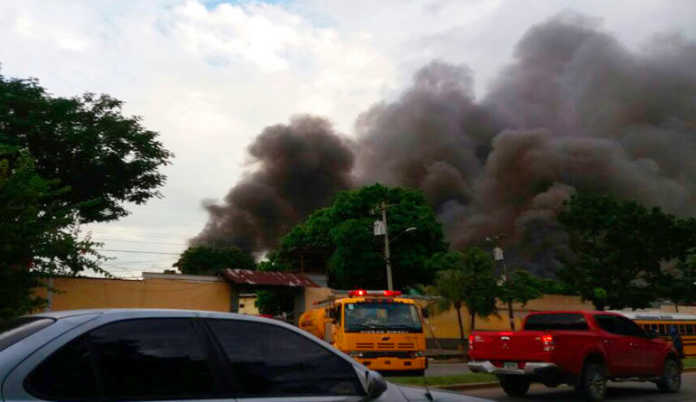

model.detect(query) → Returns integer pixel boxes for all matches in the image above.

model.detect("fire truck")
[299,289,428,375]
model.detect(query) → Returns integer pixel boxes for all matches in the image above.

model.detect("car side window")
[206,318,364,398]
[25,334,99,400]
[25,318,218,401]
[615,316,647,337]
[595,315,620,334]
[595,315,646,337]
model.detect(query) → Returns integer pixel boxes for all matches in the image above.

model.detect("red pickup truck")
[467,311,681,401]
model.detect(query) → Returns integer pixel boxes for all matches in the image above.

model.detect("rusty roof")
[221,269,319,288]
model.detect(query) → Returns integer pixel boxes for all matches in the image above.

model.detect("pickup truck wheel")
[656,358,681,393]
[499,375,530,397]
[581,362,607,401]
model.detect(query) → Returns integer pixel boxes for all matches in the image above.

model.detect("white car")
[0,309,491,402]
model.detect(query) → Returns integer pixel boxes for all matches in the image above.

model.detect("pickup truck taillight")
[468,335,474,351]
[541,334,554,351]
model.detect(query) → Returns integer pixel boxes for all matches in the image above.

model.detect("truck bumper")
[356,356,427,371]
[468,360,559,376]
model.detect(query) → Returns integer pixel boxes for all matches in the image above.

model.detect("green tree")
[498,270,544,330]
[0,73,173,223]
[277,184,447,289]
[173,245,255,275]
[425,248,498,342]
[0,147,104,320]
[656,251,696,311]
[558,192,691,310]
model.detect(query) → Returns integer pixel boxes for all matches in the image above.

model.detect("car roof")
[26,308,254,321]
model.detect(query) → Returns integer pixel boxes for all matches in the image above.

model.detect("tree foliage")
[0,147,104,320]
[174,245,255,275]
[1,71,171,320]
[0,73,173,223]
[558,192,695,310]
[498,270,544,308]
[277,184,448,289]
[425,248,498,339]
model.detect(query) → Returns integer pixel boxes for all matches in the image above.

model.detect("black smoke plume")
[191,116,354,252]
[194,14,696,275]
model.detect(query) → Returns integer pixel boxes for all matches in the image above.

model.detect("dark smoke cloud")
[194,14,696,276]
[191,116,354,252]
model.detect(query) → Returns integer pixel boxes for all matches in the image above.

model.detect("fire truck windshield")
[345,302,422,333]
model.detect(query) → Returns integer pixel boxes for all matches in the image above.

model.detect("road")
[460,372,696,402]
[426,362,470,377]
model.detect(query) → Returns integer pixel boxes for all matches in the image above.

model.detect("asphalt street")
[460,371,696,402]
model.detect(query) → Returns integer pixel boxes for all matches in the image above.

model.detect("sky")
[1,0,695,278]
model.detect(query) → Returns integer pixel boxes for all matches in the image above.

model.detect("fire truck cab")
[299,290,428,374]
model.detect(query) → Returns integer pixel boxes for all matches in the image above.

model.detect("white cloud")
[1,0,694,275]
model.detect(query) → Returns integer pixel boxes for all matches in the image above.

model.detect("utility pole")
[381,201,393,291]
[374,202,416,291]
[494,246,515,331]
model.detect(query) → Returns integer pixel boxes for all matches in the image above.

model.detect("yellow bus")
[617,312,696,357]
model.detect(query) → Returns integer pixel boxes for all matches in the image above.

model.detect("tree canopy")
[0,147,104,320]
[174,245,255,275]
[1,72,172,320]
[558,192,696,310]
[276,184,448,290]
[0,73,173,223]
[425,248,498,339]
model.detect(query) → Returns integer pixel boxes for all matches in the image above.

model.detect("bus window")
[680,325,686,335]
[659,324,666,335]
[687,324,694,335]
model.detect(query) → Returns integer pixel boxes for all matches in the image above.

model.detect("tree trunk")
[455,302,465,342]
[470,310,476,334]
[507,300,515,331]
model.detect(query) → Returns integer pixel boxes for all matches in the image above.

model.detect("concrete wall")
[36,273,232,312]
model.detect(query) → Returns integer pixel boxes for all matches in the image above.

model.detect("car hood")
[394,384,492,402]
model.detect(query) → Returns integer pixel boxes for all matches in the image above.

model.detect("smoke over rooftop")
[193,14,696,275]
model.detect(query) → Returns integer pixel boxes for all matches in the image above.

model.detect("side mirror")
[324,322,335,343]
[365,370,387,399]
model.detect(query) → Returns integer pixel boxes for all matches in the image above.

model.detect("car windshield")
[344,302,422,333]
[0,317,55,352]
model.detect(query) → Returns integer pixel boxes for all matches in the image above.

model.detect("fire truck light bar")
[348,289,402,297]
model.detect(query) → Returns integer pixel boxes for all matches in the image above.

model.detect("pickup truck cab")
[467,311,681,401]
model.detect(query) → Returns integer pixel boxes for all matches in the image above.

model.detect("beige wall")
[36,273,232,312]
[238,294,260,315]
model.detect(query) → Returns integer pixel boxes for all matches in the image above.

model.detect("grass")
[684,358,696,369]
[387,373,497,386]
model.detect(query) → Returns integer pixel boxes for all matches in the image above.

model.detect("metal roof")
[221,269,319,288]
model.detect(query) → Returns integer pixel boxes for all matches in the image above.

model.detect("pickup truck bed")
[467,311,681,401]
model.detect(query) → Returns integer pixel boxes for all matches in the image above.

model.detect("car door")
[204,317,366,402]
[615,316,663,375]
[593,315,634,376]
[5,317,233,402]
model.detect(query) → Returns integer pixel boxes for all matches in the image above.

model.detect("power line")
[100,249,181,256]
[93,238,188,247]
